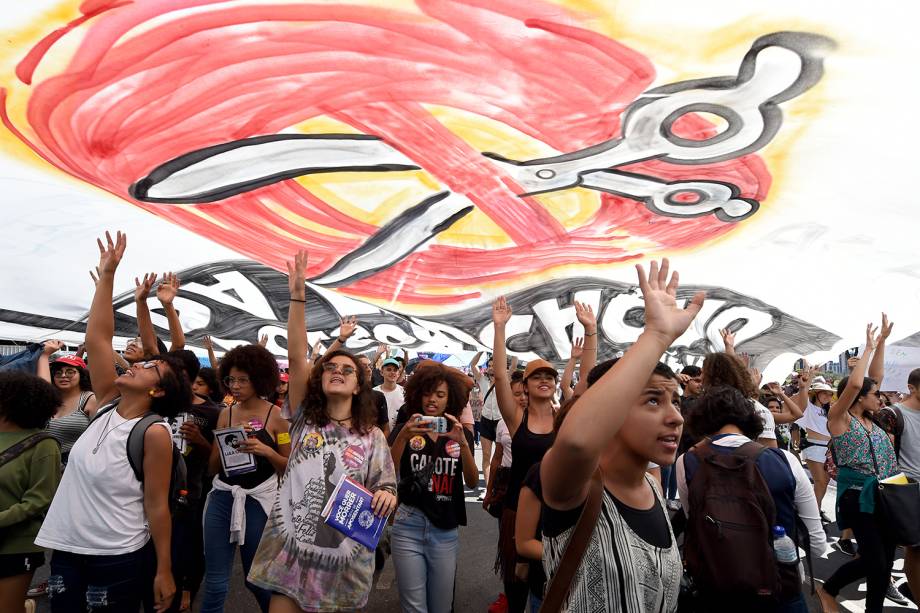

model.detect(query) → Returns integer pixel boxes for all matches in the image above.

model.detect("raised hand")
[258,334,269,347]
[202,335,213,351]
[96,231,126,276]
[749,366,763,388]
[89,267,101,286]
[766,381,782,395]
[574,301,596,331]
[339,316,358,339]
[312,340,324,357]
[864,323,879,354]
[879,313,893,341]
[636,259,704,344]
[157,272,180,305]
[134,273,158,303]
[798,365,817,389]
[286,249,308,301]
[41,339,65,356]
[720,327,736,352]
[570,337,585,359]
[492,296,512,326]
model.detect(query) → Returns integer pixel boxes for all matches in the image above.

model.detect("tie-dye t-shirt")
[248,413,396,612]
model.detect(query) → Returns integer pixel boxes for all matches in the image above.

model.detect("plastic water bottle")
[773,525,798,564]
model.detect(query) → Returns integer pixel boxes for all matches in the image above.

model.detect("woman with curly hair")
[248,251,396,613]
[701,352,781,448]
[202,343,291,613]
[388,360,477,613]
[36,232,192,613]
[0,372,61,613]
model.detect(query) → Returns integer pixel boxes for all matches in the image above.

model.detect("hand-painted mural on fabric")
[2,1,917,379]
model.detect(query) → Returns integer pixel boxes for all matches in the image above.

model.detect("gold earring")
[148,389,156,397]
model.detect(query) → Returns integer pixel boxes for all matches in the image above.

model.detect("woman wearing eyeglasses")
[248,251,397,613]
[36,347,99,466]
[35,232,192,613]
[201,344,291,613]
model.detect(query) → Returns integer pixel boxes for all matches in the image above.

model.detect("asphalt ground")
[32,446,916,612]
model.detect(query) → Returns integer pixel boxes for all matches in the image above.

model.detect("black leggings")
[823,489,897,613]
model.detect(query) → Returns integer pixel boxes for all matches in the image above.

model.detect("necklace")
[92,410,130,454]
[330,415,352,425]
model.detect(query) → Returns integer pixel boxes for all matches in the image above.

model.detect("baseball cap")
[53,355,87,369]
[382,358,401,369]
[279,372,289,382]
[523,359,558,380]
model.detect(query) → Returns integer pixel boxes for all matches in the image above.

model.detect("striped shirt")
[543,476,681,612]
[45,392,93,456]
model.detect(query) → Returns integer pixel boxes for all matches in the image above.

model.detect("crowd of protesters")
[0,232,919,613]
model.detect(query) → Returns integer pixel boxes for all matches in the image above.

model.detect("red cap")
[279,372,289,382]
[53,355,87,369]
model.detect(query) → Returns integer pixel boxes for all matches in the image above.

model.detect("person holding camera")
[388,361,478,613]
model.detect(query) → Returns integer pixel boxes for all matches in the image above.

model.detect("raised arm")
[767,382,804,424]
[134,272,160,357]
[36,340,64,383]
[286,250,309,413]
[794,365,816,415]
[492,297,522,435]
[560,338,582,402]
[202,335,219,368]
[868,313,892,386]
[469,351,483,372]
[827,324,878,436]
[720,327,736,356]
[327,316,358,353]
[87,231,128,406]
[157,272,185,351]
[542,259,704,510]
[574,301,598,396]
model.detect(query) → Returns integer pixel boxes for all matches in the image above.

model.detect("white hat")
[810,382,835,393]
[812,375,827,385]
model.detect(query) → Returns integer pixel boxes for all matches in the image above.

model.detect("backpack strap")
[0,432,58,468]
[127,413,167,483]
[483,383,497,403]
[539,469,603,613]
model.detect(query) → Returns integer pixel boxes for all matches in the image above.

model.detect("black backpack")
[93,401,188,512]
[684,441,801,601]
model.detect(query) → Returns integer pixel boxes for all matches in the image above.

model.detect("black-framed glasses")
[223,376,251,387]
[322,362,357,376]
[54,368,79,378]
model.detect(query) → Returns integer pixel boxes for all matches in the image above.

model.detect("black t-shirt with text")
[171,396,222,501]
[393,422,474,530]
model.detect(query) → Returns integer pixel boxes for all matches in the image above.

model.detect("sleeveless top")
[45,391,94,457]
[218,404,279,489]
[832,414,897,478]
[543,476,681,613]
[506,410,555,511]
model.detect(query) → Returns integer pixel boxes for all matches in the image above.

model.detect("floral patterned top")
[248,411,396,612]
[831,414,897,478]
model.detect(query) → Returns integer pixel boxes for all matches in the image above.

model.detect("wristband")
[337,336,347,343]
[289,298,306,303]
[277,432,291,445]
[584,331,598,337]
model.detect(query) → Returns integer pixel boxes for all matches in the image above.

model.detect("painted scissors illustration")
[131,31,833,284]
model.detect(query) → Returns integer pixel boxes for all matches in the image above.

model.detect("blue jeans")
[778,593,808,613]
[391,505,460,613]
[200,489,271,613]
[529,591,543,613]
[48,542,154,612]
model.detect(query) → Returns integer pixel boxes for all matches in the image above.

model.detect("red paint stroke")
[4,0,771,307]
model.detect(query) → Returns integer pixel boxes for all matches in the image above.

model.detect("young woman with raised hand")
[817,322,899,613]
[387,360,477,613]
[36,344,98,466]
[248,250,397,613]
[0,372,62,613]
[540,259,702,612]
[36,231,192,613]
[202,342,290,613]
[491,298,560,612]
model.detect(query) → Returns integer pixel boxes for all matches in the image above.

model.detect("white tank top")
[35,404,170,555]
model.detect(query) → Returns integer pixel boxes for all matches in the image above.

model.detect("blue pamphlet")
[321,474,388,550]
